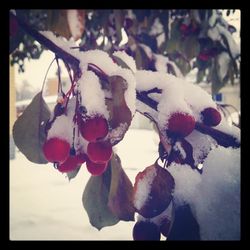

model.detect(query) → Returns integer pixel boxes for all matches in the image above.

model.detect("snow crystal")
[112,50,137,73]
[67,10,84,40]
[78,71,109,119]
[134,166,157,210]
[47,115,74,144]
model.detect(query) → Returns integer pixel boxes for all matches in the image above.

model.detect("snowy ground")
[10,129,160,240]
[10,128,240,240]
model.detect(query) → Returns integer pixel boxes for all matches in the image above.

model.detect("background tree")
[10,9,240,95]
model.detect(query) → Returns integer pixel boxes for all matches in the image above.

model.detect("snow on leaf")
[107,153,135,221]
[133,163,175,218]
[13,92,51,164]
[82,165,119,230]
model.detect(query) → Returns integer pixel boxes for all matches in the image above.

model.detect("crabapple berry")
[57,155,80,173]
[86,159,108,176]
[76,153,87,164]
[43,138,70,163]
[80,116,108,142]
[87,141,112,163]
[201,107,221,126]
[133,221,161,241]
[167,112,195,137]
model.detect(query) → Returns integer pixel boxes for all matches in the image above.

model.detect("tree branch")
[10,12,240,149]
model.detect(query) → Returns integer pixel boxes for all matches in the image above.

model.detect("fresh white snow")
[10,128,240,240]
[133,165,157,210]
[78,71,109,119]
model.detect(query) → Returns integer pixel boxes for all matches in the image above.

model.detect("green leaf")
[82,164,119,230]
[13,92,51,164]
[108,154,135,221]
[67,166,81,181]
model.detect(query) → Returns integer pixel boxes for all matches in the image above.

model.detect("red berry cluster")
[81,116,112,175]
[42,101,113,176]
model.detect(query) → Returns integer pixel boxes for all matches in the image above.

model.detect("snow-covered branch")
[10,12,240,149]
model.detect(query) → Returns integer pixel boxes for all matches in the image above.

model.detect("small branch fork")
[10,12,240,149]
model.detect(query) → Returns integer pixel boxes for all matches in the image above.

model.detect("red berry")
[133,164,175,218]
[133,221,161,241]
[201,107,221,126]
[167,112,195,137]
[43,138,70,163]
[87,141,112,164]
[80,116,108,142]
[86,159,108,176]
[180,23,189,33]
[198,53,210,61]
[76,153,87,164]
[57,155,80,173]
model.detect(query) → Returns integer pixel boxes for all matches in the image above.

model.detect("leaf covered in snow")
[13,92,51,164]
[133,162,175,218]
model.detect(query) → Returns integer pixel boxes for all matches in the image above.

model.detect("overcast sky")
[14,10,241,91]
